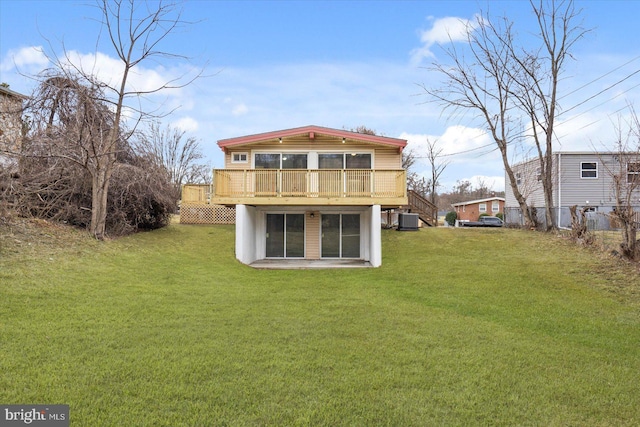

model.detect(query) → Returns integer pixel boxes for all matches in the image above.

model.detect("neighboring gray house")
[505,152,640,229]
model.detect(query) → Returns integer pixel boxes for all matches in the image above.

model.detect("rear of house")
[183,126,408,267]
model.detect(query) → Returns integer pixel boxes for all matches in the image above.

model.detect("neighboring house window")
[492,201,499,212]
[536,167,542,182]
[479,203,487,213]
[627,162,640,183]
[516,172,522,186]
[581,162,598,178]
[232,152,248,163]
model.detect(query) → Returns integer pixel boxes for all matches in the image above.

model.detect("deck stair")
[406,190,438,227]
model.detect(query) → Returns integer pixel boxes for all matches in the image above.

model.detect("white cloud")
[172,116,199,132]
[410,15,480,64]
[232,103,248,116]
[402,125,492,162]
[1,45,49,72]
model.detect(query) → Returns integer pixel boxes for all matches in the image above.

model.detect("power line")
[559,55,640,101]
[560,67,640,117]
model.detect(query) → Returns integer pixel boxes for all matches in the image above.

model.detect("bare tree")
[34,0,200,239]
[425,138,449,208]
[133,121,207,200]
[424,0,585,230]
[424,12,535,228]
[602,108,640,260]
[507,0,586,230]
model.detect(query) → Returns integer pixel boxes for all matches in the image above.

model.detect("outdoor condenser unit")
[397,213,419,231]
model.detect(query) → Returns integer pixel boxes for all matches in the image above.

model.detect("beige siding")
[223,133,402,169]
[306,211,320,259]
[375,148,402,169]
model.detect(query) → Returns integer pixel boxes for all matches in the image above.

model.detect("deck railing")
[197,169,406,200]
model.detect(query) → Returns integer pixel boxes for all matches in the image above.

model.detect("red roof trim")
[218,125,407,151]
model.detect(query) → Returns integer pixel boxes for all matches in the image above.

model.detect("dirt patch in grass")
[0,217,96,261]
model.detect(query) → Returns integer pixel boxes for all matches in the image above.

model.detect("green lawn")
[1,222,639,426]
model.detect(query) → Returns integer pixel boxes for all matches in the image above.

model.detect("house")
[0,85,27,167]
[452,197,505,222]
[504,152,640,229]
[182,125,409,267]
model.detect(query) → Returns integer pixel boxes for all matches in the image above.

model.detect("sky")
[2,0,640,193]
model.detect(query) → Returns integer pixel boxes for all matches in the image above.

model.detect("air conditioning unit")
[397,213,419,231]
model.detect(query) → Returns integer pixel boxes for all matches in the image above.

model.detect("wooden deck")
[182,169,408,207]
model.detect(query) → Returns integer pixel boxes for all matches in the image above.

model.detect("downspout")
[557,153,562,228]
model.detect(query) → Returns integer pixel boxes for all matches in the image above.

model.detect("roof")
[451,197,505,207]
[0,86,27,99]
[217,125,407,152]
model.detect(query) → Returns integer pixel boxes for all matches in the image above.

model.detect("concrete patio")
[249,259,373,269]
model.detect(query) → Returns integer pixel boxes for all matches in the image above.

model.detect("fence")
[179,203,235,225]
[504,206,640,231]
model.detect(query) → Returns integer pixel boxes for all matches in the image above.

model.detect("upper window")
[536,167,542,182]
[254,153,308,169]
[628,162,640,183]
[232,152,248,163]
[318,153,372,169]
[515,172,522,186]
[580,162,598,179]
[492,201,499,212]
[479,203,487,213]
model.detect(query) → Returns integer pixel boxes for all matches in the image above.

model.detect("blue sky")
[2,0,640,192]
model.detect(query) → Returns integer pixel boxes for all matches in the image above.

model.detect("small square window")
[232,152,248,163]
[581,162,597,179]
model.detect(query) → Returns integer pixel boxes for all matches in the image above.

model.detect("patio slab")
[249,259,373,269]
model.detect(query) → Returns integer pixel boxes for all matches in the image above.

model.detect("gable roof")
[451,197,505,207]
[217,125,407,153]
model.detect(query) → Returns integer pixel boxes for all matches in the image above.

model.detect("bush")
[445,211,457,226]
[12,145,176,237]
[496,212,504,221]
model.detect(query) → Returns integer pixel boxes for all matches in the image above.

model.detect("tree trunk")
[501,148,536,229]
[90,166,111,240]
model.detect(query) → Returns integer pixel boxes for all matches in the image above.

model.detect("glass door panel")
[285,214,305,258]
[345,153,371,169]
[321,214,341,258]
[255,154,280,196]
[341,214,360,258]
[266,214,284,258]
[282,154,308,196]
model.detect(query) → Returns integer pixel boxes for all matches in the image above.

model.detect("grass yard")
[1,221,640,426]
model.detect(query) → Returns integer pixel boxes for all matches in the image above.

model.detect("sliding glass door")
[266,213,304,258]
[321,214,360,258]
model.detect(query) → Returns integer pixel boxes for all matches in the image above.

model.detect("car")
[460,216,504,227]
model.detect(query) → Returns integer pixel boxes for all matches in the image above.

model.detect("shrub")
[445,211,457,226]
